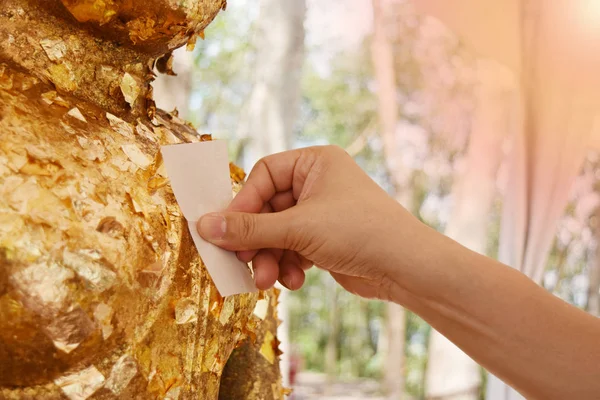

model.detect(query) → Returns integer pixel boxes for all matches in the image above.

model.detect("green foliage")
[189,5,256,141]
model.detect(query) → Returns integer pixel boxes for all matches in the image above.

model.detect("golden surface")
[0,1,284,398]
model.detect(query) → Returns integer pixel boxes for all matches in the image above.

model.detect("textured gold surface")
[0,1,284,398]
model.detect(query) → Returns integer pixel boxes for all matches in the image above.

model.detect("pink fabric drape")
[413,1,600,398]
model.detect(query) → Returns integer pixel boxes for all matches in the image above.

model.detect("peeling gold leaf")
[219,296,235,325]
[105,355,138,395]
[62,249,117,292]
[40,38,67,61]
[93,302,113,340]
[253,298,269,320]
[67,107,87,122]
[259,331,276,364]
[106,112,134,138]
[48,63,77,91]
[121,144,152,169]
[174,297,198,324]
[186,34,198,51]
[120,72,141,106]
[54,365,105,400]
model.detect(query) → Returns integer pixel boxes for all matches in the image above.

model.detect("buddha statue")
[0,0,284,398]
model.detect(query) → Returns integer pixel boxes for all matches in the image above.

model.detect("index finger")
[228,148,306,213]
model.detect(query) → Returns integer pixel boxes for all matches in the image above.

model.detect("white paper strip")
[160,140,257,297]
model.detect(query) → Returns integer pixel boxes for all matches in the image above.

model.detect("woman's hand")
[197,145,423,300]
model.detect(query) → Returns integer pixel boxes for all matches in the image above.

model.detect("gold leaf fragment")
[105,355,138,395]
[186,34,197,51]
[253,298,269,320]
[135,121,156,142]
[60,121,77,135]
[67,107,87,122]
[93,302,114,340]
[174,297,198,325]
[62,249,117,292]
[48,63,77,91]
[121,144,152,169]
[54,366,105,400]
[106,112,134,138]
[259,331,276,364]
[120,72,141,106]
[40,38,67,61]
[219,296,236,325]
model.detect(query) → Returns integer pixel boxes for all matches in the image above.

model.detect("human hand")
[197,145,423,300]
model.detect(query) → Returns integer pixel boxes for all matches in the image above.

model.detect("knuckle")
[237,213,256,243]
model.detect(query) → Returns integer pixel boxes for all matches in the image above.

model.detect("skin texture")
[198,145,600,400]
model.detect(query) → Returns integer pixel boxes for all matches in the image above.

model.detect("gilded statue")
[0,0,283,398]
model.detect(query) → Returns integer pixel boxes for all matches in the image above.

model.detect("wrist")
[385,218,474,306]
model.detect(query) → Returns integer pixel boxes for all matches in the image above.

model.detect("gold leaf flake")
[202,335,220,372]
[164,386,182,400]
[40,38,67,61]
[45,307,95,353]
[93,303,113,340]
[121,144,152,169]
[77,137,106,161]
[186,34,198,51]
[54,96,70,107]
[253,298,269,320]
[120,72,140,106]
[105,355,138,395]
[48,63,77,91]
[174,297,198,325]
[259,331,276,364]
[54,366,105,400]
[60,121,77,135]
[41,91,57,105]
[106,113,134,138]
[67,107,87,122]
[219,296,236,325]
[135,121,156,142]
[62,249,117,292]
[10,261,74,307]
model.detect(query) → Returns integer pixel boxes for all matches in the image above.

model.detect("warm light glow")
[577,0,600,35]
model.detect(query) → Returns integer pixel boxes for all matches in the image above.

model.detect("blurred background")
[153,0,600,399]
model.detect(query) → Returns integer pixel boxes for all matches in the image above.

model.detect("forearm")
[393,225,600,399]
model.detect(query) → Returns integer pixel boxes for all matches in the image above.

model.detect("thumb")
[196,210,295,251]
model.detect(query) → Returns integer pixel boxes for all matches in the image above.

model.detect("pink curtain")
[412,1,600,398]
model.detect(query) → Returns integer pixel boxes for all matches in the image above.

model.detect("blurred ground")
[291,372,386,400]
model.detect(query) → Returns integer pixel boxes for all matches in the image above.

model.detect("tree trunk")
[0,1,283,399]
[371,0,413,399]
[371,0,408,397]
[236,0,307,171]
[233,0,306,389]
[325,281,340,387]
[425,60,514,400]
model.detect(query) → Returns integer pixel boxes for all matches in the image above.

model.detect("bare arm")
[396,225,600,399]
[197,145,600,399]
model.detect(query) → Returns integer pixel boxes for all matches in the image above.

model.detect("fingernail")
[283,274,294,290]
[198,214,226,240]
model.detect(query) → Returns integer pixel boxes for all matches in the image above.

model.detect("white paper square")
[161,140,257,296]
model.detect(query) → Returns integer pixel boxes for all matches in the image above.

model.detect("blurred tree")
[425,59,514,400]
[235,0,306,172]
[234,0,306,390]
